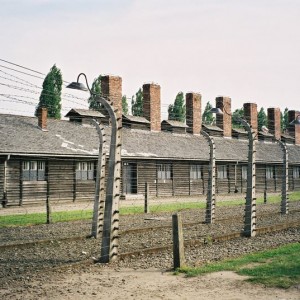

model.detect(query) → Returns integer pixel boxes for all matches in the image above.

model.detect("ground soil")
[1,200,299,299]
[2,266,299,300]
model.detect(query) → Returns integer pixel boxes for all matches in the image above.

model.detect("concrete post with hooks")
[276,139,289,214]
[95,96,122,263]
[201,130,216,224]
[210,102,256,236]
[240,119,257,237]
[91,120,107,238]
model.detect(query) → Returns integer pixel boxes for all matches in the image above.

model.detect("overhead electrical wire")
[0,58,187,121]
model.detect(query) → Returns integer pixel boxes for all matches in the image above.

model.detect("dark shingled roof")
[122,115,150,124]
[258,130,274,138]
[232,128,247,134]
[202,124,223,132]
[1,113,300,164]
[161,120,188,128]
[65,108,105,118]
[0,114,99,157]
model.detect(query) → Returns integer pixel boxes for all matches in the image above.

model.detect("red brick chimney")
[288,110,300,145]
[243,103,258,139]
[143,83,161,132]
[267,107,281,140]
[216,96,232,138]
[38,107,48,131]
[101,75,122,121]
[186,92,201,135]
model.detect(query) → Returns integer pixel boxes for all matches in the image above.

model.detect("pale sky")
[1,0,299,118]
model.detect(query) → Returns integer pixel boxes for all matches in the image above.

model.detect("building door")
[122,163,137,194]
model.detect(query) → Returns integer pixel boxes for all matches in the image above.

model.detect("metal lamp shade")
[210,107,223,115]
[289,115,300,125]
[66,82,89,91]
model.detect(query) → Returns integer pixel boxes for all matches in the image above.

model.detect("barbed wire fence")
[0,59,299,270]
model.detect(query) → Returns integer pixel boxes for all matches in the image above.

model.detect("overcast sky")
[1,0,299,118]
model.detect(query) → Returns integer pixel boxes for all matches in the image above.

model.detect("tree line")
[36,66,290,131]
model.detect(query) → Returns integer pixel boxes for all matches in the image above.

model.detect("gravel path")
[0,201,299,289]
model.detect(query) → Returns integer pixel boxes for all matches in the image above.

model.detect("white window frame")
[23,161,30,171]
[190,165,202,180]
[37,161,45,171]
[22,160,46,181]
[157,164,172,180]
[76,162,94,180]
[266,166,274,180]
[293,166,300,179]
[217,165,227,179]
[242,165,247,180]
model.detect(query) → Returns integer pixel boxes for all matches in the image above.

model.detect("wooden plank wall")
[137,161,208,197]
[289,168,294,190]
[294,178,300,190]
[189,163,206,195]
[227,164,235,193]
[275,165,283,192]
[0,160,4,199]
[6,160,21,205]
[256,165,268,193]
[157,180,173,196]
[238,166,247,194]
[48,160,74,202]
[3,157,300,207]
[293,173,300,190]
[75,181,95,201]
[4,159,97,206]
[215,165,228,194]
[137,160,156,196]
[22,181,47,204]
[48,160,96,203]
[173,162,190,196]
[292,165,300,191]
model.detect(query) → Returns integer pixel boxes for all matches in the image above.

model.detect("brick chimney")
[288,110,300,145]
[143,83,161,132]
[37,107,48,131]
[243,103,258,139]
[267,107,281,140]
[101,75,122,121]
[216,96,232,138]
[186,92,201,135]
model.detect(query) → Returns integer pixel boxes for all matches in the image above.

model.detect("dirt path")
[2,267,299,300]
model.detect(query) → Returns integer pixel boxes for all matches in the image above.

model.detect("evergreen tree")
[232,108,244,128]
[88,75,102,111]
[131,88,143,116]
[168,92,186,122]
[281,107,289,131]
[258,107,267,130]
[202,101,215,125]
[122,95,129,115]
[36,64,62,119]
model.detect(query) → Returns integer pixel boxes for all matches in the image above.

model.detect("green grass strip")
[177,243,300,289]
[0,210,93,227]
[0,191,299,227]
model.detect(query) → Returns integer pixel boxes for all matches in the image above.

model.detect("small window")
[190,165,202,180]
[22,162,30,181]
[29,161,37,181]
[157,164,172,180]
[293,166,300,179]
[76,162,94,180]
[22,160,45,181]
[242,165,247,180]
[266,166,274,180]
[37,161,45,181]
[87,162,94,180]
[217,165,227,179]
